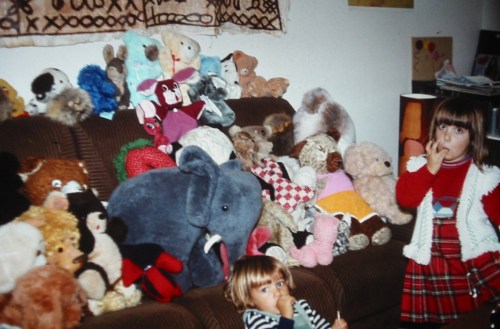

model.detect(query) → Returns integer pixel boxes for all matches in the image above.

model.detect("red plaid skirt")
[400,218,500,324]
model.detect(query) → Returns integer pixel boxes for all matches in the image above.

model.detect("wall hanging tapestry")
[0,0,289,47]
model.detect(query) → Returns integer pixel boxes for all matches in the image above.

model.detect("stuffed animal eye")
[222,204,229,211]
[57,246,64,253]
[52,179,62,188]
[240,69,249,76]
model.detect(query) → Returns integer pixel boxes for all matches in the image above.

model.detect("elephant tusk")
[204,234,222,254]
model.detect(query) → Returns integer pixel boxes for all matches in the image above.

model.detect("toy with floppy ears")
[123,30,164,107]
[137,78,205,144]
[343,141,413,225]
[106,145,263,292]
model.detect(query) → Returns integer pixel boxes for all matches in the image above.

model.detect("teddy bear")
[123,30,164,107]
[159,30,202,78]
[289,212,340,268]
[0,79,26,118]
[343,141,413,225]
[228,125,274,169]
[26,68,73,115]
[291,132,391,250]
[255,199,301,267]
[18,157,91,206]
[0,221,46,294]
[247,76,289,98]
[229,129,262,171]
[14,191,87,273]
[0,264,87,329]
[103,44,131,110]
[232,50,258,98]
[229,124,274,160]
[45,87,94,126]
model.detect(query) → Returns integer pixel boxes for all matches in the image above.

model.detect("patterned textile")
[400,217,500,324]
[0,0,290,47]
[251,158,315,212]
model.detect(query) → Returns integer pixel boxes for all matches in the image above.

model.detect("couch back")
[0,97,296,201]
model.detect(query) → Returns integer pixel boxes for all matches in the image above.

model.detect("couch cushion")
[0,116,78,160]
[79,299,202,329]
[175,266,339,329]
[309,240,407,324]
[74,110,149,200]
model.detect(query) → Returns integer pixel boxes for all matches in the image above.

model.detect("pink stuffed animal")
[289,212,339,268]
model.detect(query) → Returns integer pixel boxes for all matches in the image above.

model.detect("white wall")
[0,0,494,167]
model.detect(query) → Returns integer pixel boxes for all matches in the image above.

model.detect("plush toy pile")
[0,29,412,328]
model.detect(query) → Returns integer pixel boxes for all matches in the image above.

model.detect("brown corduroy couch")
[1,97,418,329]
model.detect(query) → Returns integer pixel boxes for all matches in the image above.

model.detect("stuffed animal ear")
[343,144,362,177]
[178,146,220,227]
[103,44,114,65]
[326,127,342,142]
[289,140,307,159]
[326,152,343,173]
[135,100,156,124]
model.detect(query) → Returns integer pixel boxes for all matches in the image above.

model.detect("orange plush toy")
[232,50,258,98]
[19,157,91,205]
[0,265,87,329]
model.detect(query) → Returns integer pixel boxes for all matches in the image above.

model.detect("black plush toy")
[0,151,30,225]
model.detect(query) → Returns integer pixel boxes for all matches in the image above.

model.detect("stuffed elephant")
[107,146,262,292]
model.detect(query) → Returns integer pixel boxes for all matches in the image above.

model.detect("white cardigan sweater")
[403,155,500,265]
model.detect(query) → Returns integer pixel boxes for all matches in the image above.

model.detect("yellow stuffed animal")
[15,191,86,273]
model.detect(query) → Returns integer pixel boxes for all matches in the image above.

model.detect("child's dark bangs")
[436,108,471,130]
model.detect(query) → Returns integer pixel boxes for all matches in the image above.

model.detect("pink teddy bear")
[289,212,339,268]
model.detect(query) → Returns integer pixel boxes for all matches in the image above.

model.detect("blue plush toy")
[123,30,164,107]
[78,64,118,116]
[199,54,222,77]
[107,146,262,292]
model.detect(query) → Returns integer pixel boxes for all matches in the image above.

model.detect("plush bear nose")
[384,161,391,168]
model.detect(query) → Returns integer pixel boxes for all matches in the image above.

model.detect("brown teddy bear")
[343,141,413,225]
[291,131,392,250]
[0,264,87,329]
[232,50,258,98]
[19,157,91,206]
